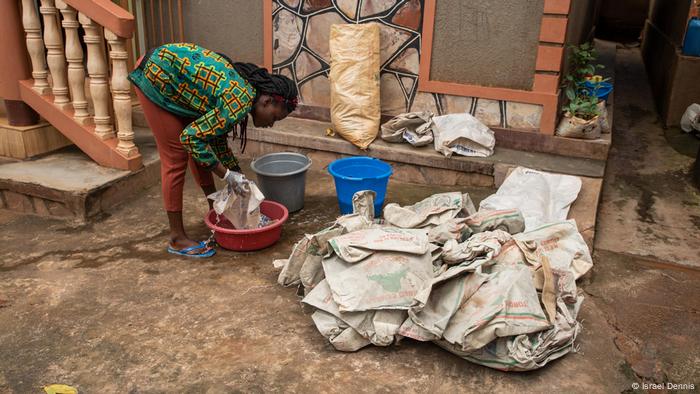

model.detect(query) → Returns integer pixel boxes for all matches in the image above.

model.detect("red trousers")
[134,86,214,212]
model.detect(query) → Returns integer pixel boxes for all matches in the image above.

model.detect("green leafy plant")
[569,42,602,81]
[562,90,600,120]
[561,42,606,120]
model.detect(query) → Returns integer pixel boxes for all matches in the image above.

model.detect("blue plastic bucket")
[328,156,393,215]
[584,80,613,101]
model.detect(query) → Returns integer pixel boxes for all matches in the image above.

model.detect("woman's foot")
[167,236,215,258]
[165,211,214,257]
[169,236,202,250]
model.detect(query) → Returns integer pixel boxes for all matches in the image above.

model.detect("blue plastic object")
[328,156,393,215]
[583,80,613,102]
[683,17,700,56]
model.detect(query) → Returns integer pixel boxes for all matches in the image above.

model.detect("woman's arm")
[179,65,253,175]
[179,106,247,178]
[179,107,227,169]
[210,134,241,171]
[210,162,227,178]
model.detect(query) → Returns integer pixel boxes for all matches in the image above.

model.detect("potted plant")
[557,43,609,139]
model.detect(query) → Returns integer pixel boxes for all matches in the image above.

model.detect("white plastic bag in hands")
[208,178,265,229]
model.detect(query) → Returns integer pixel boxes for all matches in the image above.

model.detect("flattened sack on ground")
[465,209,525,235]
[323,251,434,312]
[441,263,552,351]
[432,113,495,157]
[441,230,513,265]
[514,220,593,302]
[310,309,371,352]
[404,267,489,340]
[439,296,583,371]
[329,23,381,149]
[276,191,377,289]
[328,227,429,263]
[323,228,433,312]
[383,192,476,229]
[304,279,406,350]
[381,111,434,146]
[479,167,582,231]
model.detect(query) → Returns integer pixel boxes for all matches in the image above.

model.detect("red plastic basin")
[204,200,289,252]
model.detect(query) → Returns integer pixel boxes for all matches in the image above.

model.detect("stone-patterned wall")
[272,0,543,131]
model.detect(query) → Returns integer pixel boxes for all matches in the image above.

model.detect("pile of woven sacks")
[274,172,592,371]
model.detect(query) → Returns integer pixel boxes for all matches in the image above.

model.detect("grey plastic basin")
[251,152,312,213]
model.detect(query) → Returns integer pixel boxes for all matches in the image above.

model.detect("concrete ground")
[596,49,700,269]
[587,48,700,388]
[0,48,698,393]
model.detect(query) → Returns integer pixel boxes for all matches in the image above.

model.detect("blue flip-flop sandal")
[167,241,216,258]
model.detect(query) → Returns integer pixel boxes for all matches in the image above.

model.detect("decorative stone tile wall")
[272,0,543,131]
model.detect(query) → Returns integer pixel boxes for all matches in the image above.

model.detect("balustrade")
[18,0,141,168]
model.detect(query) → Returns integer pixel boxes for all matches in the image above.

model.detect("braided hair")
[217,54,298,153]
[233,63,298,112]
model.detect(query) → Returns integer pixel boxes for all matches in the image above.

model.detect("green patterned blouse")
[128,43,256,170]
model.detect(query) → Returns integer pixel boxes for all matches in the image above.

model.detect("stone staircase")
[0,126,159,221]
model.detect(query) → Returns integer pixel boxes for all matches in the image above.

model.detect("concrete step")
[0,127,159,221]
[242,116,607,188]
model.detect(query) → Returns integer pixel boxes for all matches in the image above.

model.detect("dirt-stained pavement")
[0,175,633,393]
[595,49,700,269]
[0,48,699,393]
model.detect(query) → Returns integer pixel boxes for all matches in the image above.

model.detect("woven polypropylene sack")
[329,24,381,149]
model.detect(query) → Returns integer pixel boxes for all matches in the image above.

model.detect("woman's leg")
[134,87,208,251]
[189,157,217,210]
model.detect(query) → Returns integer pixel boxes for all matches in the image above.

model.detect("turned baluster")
[79,12,113,140]
[39,0,70,108]
[56,0,89,123]
[20,0,50,94]
[105,29,138,157]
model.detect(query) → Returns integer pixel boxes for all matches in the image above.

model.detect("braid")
[237,116,248,154]
[232,62,298,112]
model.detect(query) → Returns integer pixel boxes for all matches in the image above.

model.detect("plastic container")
[251,152,311,213]
[682,17,700,57]
[204,200,289,251]
[584,80,613,101]
[328,156,392,215]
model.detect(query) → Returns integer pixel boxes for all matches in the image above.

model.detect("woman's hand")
[222,168,249,194]
[224,169,247,186]
[213,162,248,193]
